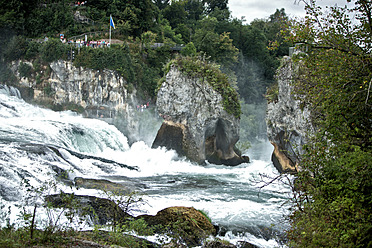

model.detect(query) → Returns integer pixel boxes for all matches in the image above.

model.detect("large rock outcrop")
[266,57,313,173]
[10,60,159,144]
[152,66,249,166]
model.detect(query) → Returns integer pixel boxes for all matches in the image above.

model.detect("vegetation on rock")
[285,0,372,247]
[166,56,241,118]
[138,206,216,247]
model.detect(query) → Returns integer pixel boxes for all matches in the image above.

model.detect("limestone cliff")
[266,57,313,173]
[152,66,249,165]
[10,60,157,144]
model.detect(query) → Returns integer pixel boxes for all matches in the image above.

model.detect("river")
[0,84,291,247]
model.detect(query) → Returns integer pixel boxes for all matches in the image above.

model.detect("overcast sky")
[228,0,353,23]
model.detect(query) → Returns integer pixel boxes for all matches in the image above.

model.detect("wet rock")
[74,177,139,194]
[266,57,314,173]
[45,193,131,225]
[203,240,237,248]
[138,206,217,246]
[236,241,260,248]
[153,66,248,166]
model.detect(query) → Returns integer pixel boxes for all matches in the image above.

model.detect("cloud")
[228,0,352,23]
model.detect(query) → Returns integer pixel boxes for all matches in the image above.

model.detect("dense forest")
[0,0,289,103]
[0,0,371,247]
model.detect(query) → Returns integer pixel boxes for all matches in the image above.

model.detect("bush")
[3,36,28,61]
[25,41,41,60]
[40,39,69,63]
[18,62,33,78]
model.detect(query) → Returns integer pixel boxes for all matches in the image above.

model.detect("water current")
[0,84,291,247]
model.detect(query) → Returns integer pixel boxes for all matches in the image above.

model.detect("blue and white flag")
[110,15,115,29]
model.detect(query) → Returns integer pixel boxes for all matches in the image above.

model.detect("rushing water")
[0,84,291,247]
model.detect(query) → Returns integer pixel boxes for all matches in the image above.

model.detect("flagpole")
[109,15,112,47]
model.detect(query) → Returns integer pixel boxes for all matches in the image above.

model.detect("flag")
[110,15,115,29]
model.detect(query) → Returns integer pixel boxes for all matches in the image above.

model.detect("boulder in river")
[45,193,131,225]
[138,206,217,246]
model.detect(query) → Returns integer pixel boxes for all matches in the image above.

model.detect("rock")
[79,230,159,248]
[11,59,157,144]
[138,206,217,246]
[74,177,140,194]
[236,241,260,248]
[45,193,131,225]
[153,66,249,166]
[152,121,190,158]
[203,240,236,248]
[266,57,314,173]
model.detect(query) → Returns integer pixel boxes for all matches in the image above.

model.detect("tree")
[286,1,372,246]
[0,0,39,33]
[184,0,205,23]
[194,17,238,69]
[162,0,187,29]
[153,0,170,10]
[181,42,197,56]
[203,0,228,14]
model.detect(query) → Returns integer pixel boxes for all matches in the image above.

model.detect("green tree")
[185,0,205,23]
[286,1,372,247]
[251,8,291,57]
[203,0,228,14]
[193,17,238,68]
[0,0,38,33]
[162,0,187,29]
[181,42,197,56]
[154,0,170,10]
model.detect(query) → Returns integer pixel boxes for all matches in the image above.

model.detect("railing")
[289,43,309,57]
[150,43,185,51]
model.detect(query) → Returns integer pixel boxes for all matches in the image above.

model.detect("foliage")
[73,42,162,98]
[265,82,278,103]
[90,218,155,248]
[181,41,197,57]
[286,1,372,247]
[193,17,239,69]
[0,0,292,103]
[40,39,69,63]
[18,62,33,79]
[169,56,241,118]
[3,36,28,61]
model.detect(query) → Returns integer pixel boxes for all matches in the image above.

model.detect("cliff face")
[266,57,313,173]
[153,66,249,165]
[10,60,154,144]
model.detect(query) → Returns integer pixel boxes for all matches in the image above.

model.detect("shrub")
[40,39,69,63]
[3,36,28,61]
[18,62,33,78]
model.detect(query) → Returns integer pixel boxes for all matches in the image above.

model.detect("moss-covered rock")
[154,63,249,166]
[138,206,216,246]
[165,56,241,118]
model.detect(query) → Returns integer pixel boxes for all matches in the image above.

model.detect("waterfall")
[0,85,291,247]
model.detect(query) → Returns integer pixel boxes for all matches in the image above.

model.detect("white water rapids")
[0,84,291,247]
